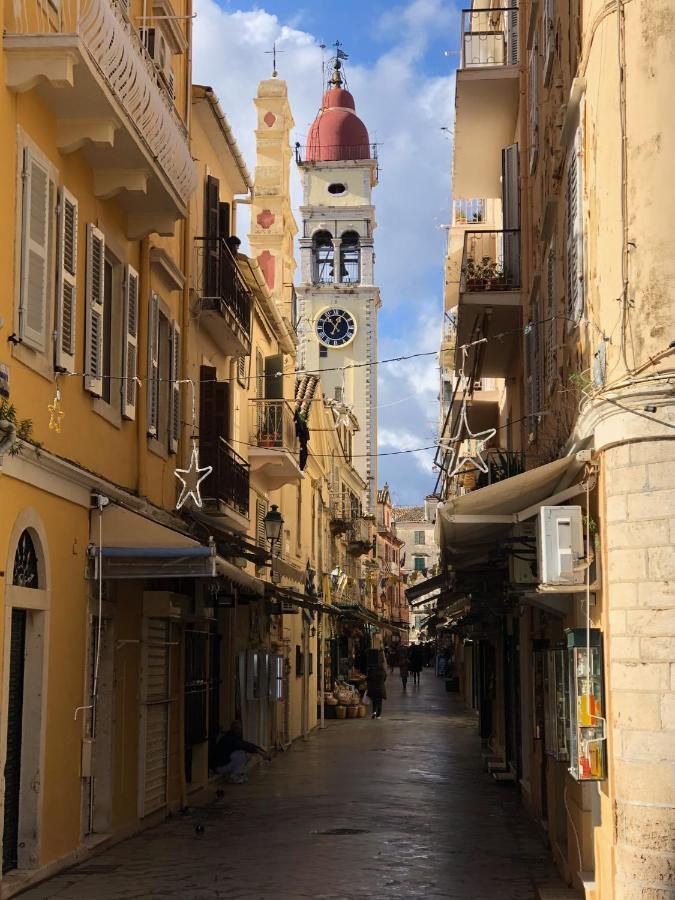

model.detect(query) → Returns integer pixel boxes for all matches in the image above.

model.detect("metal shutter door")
[142,618,170,816]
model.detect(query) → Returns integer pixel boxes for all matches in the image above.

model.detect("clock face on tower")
[316,308,357,348]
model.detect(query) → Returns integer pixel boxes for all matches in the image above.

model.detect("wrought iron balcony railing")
[295,143,379,164]
[213,438,249,517]
[460,6,519,68]
[460,229,521,292]
[250,400,297,453]
[453,448,526,494]
[453,198,486,225]
[193,237,252,345]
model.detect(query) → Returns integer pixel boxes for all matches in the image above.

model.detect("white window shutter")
[169,321,181,454]
[565,128,584,326]
[507,7,519,65]
[55,187,78,373]
[85,224,105,396]
[122,264,139,420]
[19,148,50,351]
[147,291,160,437]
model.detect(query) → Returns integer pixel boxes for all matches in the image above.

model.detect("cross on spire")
[265,42,284,78]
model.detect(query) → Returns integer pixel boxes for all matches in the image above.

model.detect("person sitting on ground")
[214,719,271,784]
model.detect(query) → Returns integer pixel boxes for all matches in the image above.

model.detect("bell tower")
[296,54,380,511]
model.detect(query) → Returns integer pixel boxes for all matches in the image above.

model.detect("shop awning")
[405,571,449,602]
[435,453,587,569]
[267,585,333,615]
[89,503,215,579]
[215,557,264,596]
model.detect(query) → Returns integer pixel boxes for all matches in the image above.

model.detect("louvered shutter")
[219,202,231,240]
[566,128,584,326]
[507,7,519,65]
[122,264,139,419]
[544,239,557,390]
[237,355,248,387]
[85,225,105,396]
[256,498,268,550]
[527,293,542,426]
[205,176,220,300]
[501,144,520,286]
[528,45,539,174]
[141,618,170,816]
[542,0,554,85]
[264,354,284,400]
[147,292,160,436]
[19,149,51,351]
[169,321,181,453]
[199,365,218,498]
[55,187,78,372]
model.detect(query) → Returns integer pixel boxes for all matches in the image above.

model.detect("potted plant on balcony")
[462,256,506,291]
[258,430,281,448]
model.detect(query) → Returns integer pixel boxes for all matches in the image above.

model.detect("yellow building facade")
[0,6,377,895]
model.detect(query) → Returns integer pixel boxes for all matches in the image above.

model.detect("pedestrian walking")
[386,646,396,673]
[409,643,424,685]
[399,649,409,689]
[366,663,387,719]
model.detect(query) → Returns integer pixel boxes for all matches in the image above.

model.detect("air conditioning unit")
[509,524,538,584]
[537,506,585,586]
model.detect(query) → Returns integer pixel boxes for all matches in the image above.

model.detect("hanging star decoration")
[440,401,497,478]
[175,439,212,509]
[48,386,65,433]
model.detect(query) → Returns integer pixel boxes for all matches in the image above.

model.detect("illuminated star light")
[442,403,497,478]
[174,441,213,509]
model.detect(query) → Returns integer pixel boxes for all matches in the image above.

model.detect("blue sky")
[194,0,459,505]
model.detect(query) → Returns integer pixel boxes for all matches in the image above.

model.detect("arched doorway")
[3,521,49,875]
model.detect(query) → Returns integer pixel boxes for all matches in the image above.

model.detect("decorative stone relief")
[257,209,276,229]
[263,111,276,127]
[258,250,275,289]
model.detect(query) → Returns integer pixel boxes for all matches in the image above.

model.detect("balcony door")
[502,144,520,287]
[199,365,230,500]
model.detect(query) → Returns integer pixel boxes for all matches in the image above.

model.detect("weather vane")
[265,41,284,77]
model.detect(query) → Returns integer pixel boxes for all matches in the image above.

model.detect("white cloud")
[193,0,454,503]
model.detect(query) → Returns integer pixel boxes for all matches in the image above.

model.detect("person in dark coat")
[398,648,410,689]
[366,664,387,719]
[409,643,424,685]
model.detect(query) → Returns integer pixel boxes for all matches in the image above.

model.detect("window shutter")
[122,264,139,419]
[84,224,105,396]
[237,355,248,388]
[169,321,181,453]
[219,201,231,240]
[55,186,78,373]
[565,128,584,326]
[527,293,542,427]
[264,354,284,400]
[507,7,519,65]
[542,0,554,86]
[19,148,51,351]
[147,291,160,436]
[544,238,557,391]
[256,498,268,550]
[528,45,539,174]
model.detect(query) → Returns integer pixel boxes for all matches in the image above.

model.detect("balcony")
[455,229,522,378]
[201,438,250,529]
[347,516,373,556]
[248,400,303,491]
[193,238,252,358]
[454,6,519,198]
[329,490,362,536]
[4,0,196,237]
[455,448,526,494]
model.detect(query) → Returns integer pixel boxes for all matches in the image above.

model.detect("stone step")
[492,770,517,784]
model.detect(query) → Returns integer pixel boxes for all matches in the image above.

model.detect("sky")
[193,0,459,506]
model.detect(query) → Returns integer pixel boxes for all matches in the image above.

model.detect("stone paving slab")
[20,673,567,900]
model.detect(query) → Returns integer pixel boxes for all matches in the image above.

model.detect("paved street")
[23,673,563,900]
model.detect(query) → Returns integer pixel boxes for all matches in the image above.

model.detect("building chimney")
[424,495,439,523]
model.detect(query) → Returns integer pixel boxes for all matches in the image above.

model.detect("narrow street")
[23,674,562,900]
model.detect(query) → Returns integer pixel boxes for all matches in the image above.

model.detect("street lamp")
[263,505,284,585]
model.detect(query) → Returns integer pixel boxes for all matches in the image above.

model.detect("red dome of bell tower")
[306,58,370,162]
